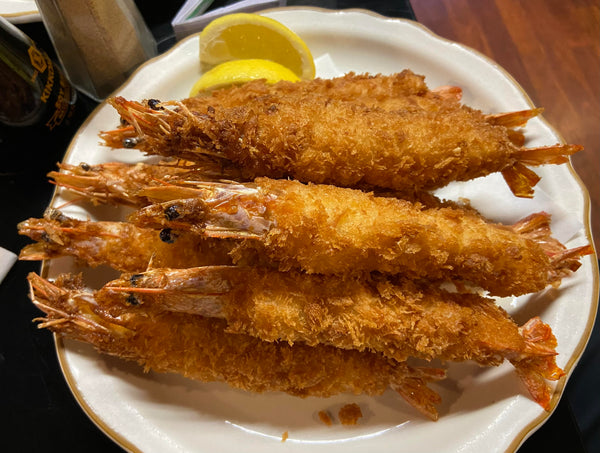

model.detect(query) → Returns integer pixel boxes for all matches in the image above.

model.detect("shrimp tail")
[509,317,565,410]
[511,211,553,236]
[516,144,583,166]
[392,367,446,421]
[511,212,594,284]
[501,162,541,198]
[485,108,544,128]
[511,211,557,251]
[548,245,595,284]
[487,109,545,146]
[506,129,526,147]
[501,144,583,198]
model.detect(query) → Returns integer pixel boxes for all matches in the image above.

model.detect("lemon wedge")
[189,59,300,96]
[199,13,315,80]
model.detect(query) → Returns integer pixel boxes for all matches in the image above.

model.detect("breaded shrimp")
[98,265,565,410]
[183,70,463,114]
[103,71,531,152]
[101,76,580,197]
[27,272,445,420]
[48,160,242,207]
[129,178,592,297]
[48,160,480,213]
[191,74,530,145]
[102,71,461,150]
[18,209,234,272]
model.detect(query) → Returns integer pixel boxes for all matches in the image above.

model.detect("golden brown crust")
[124,177,573,297]
[183,70,434,112]
[250,178,553,297]
[27,272,444,419]
[105,70,523,193]
[135,95,515,192]
[99,266,544,367]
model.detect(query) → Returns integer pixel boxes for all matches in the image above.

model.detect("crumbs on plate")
[318,410,333,426]
[318,403,363,426]
[338,403,363,425]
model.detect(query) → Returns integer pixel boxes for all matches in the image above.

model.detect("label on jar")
[28,45,47,74]
[27,43,75,130]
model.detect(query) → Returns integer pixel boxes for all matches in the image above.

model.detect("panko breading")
[28,272,445,420]
[97,265,564,410]
[103,72,581,197]
[129,178,591,297]
[19,69,593,422]
[181,70,462,115]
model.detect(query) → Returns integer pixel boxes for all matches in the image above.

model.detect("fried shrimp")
[17,209,234,272]
[18,70,593,424]
[129,178,592,297]
[183,70,464,114]
[97,265,565,410]
[28,272,445,420]
[101,73,580,197]
[49,161,478,213]
[102,71,460,149]
[48,161,243,207]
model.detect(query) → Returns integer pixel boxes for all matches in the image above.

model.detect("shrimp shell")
[17,210,235,272]
[48,160,242,207]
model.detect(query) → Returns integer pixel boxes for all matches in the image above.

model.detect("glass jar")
[0,16,77,130]
[34,0,157,101]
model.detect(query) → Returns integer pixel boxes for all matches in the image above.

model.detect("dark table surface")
[0,1,597,452]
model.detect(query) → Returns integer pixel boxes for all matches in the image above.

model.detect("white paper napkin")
[0,246,17,284]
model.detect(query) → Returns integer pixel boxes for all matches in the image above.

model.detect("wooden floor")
[412,0,599,250]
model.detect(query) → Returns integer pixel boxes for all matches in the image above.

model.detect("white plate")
[0,0,40,23]
[44,7,598,453]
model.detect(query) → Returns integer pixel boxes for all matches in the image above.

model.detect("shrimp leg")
[28,272,445,420]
